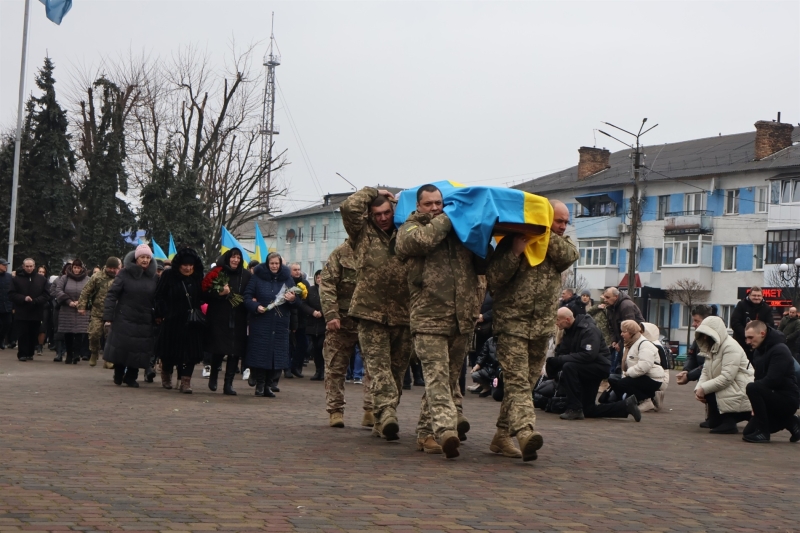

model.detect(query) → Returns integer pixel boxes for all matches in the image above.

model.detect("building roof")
[272,186,404,220]
[515,126,800,196]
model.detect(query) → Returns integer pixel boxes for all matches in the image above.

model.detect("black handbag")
[182,281,205,325]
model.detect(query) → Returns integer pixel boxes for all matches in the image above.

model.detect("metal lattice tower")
[260,13,280,213]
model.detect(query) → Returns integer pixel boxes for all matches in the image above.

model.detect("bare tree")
[666,278,709,349]
[562,269,590,295]
[764,268,800,307]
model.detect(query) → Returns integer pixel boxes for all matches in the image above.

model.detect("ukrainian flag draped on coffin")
[394,181,553,266]
[220,226,252,264]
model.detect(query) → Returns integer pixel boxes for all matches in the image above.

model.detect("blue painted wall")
[669,193,683,214]
[739,187,755,215]
[671,302,682,328]
[618,249,627,273]
[641,196,657,222]
[639,247,654,272]
[712,245,723,272]
[737,244,753,271]
[707,190,723,216]
[565,202,575,220]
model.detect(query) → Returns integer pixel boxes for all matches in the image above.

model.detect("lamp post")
[778,258,800,306]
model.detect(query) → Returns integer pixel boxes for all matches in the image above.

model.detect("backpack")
[654,342,672,370]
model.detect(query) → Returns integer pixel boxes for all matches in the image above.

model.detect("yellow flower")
[296,282,308,299]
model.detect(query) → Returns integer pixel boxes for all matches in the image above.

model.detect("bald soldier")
[486,200,579,461]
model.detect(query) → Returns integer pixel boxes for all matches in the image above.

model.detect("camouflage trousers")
[495,333,550,436]
[88,316,104,357]
[357,320,411,424]
[414,332,470,440]
[324,317,373,414]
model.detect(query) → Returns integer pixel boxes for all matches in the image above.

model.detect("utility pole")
[260,13,280,214]
[599,119,658,298]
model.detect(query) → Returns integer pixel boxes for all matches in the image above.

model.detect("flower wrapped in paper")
[266,285,305,311]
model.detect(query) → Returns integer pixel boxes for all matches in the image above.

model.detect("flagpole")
[7,0,32,270]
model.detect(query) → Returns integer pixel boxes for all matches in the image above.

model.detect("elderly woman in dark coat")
[54,259,91,364]
[103,245,158,387]
[202,247,251,395]
[244,252,297,397]
[155,248,205,393]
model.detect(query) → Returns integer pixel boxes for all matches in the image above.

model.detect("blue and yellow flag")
[149,237,168,261]
[220,226,252,264]
[168,234,177,260]
[39,0,72,25]
[254,223,267,263]
[394,181,553,266]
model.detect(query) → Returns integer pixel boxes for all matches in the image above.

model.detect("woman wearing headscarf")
[244,252,297,397]
[103,245,158,387]
[155,248,205,393]
[54,259,91,364]
[202,247,251,395]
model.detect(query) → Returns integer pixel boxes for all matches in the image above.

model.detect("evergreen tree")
[77,77,136,267]
[0,58,77,272]
[138,154,210,258]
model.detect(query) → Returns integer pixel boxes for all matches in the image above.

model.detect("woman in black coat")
[103,247,158,387]
[155,248,205,393]
[244,252,297,397]
[202,247,251,395]
[299,270,326,381]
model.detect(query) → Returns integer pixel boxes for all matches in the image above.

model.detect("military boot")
[380,414,400,441]
[329,412,344,428]
[89,353,98,367]
[416,435,442,454]
[489,429,522,458]
[457,414,470,441]
[516,428,544,462]
[439,430,460,459]
[361,410,375,427]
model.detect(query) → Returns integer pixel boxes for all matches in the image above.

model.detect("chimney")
[754,120,794,160]
[577,147,611,180]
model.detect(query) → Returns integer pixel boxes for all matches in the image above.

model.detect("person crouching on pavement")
[546,308,641,422]
[609,320,667,411]
[741,321,800,443]
[694,316,754,434]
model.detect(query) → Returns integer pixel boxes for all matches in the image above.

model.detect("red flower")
[202,267,223,292]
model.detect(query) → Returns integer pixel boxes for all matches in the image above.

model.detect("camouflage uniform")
[487,232,579,436]
[396,211,486,440]
[77,269,117,362]
[587,304,615,347]
[320,241,373,414]
[341,187,412,428]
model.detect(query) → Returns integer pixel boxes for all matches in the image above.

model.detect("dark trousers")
[16,320,40,359]
[211,353,239,379]
[307,333,325,375]
[291,330,307,371]
[554,360,629,418]
[0,312,11,347]
[706,392,751,429]
[609,375,662,403]
[64,333,88,362]
[744,381,799,435]
[163,362,195,379]
[114,365,140,383]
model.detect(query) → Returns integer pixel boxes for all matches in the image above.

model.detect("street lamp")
[778,258,800,295]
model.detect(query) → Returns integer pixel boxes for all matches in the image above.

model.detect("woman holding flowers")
[202,247,251,395]
[244,252,297,397]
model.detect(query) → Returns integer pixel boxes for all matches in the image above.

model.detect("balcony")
[663,210,713,235]
[660,265,713,289]
[573,216,622,239]
[768,204,800,229]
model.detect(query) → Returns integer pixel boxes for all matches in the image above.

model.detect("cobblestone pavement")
[1,348,799,532]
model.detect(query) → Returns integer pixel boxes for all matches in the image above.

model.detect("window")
[684,192,705,214]
[663,235,713,267]
[655,248,663,271]
[297,227,304,243]
[720,305,735,328]
[308,261,315,277]
[756,186,768,213]
[322,225,328,242]
[578,240,618,267]
[681,305,692,328]
[754,244,765,270]
[780,179,800,204]
[722,246,737,271]
[724,189,740,215]
[766,230,800,264]
[310,226,316,243]
[657,195,670,220]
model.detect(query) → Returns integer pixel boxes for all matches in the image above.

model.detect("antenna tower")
[260,13,280,213]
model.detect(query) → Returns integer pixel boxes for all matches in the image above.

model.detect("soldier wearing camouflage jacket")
[77,257,121,366]
[341,186,412,440]
[320,241,373,428]
[486,200,579,461]
[396,201,487,457]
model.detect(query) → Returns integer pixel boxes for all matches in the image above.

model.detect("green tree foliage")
[76,76,137,268]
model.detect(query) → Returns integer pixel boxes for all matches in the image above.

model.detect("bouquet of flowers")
[266,283,307,311]
[201,267,244,307]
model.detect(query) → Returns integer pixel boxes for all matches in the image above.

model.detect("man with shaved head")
[485,198,579,461]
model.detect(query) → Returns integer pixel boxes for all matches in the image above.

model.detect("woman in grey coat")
[103,245,158,387]
[54,260,90,364]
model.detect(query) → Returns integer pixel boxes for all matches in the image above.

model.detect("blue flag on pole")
[220,226,252,264]
[168,234,177,260]
[39,0,72,25]
[254,223,268,263]
[149,238,168,261]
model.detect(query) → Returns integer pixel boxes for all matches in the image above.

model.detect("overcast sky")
[2,0,799,214]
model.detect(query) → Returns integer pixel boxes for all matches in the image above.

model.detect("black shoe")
[787,415,800,442]
[699,420,710,428]
[72,358,78,364]
[263,387,276,397]
[743,431,770,443]
[124,380,139,388]
[625,396,642,422]
[65,357,73,364]
[53,354,63,362]
[270,386,280,393]
[26,356,34,361]
[402,382,411,390]
[255,381,266,396]
[81,356,90,361]
[145,368,156,383]
[414,378,425,387]
[291,368,304,378]
[560,409,585,420]
[709,420,739,434]
[283,370,294,379]
[223,376,237,396]
[35,345,43,355]
[478,389,492,398]
[113,376,123,386]
[17,357,26,362]
[208,369,219,392]
[310,373,323,381]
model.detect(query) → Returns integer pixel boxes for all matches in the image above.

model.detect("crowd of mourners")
[1,184,799,459]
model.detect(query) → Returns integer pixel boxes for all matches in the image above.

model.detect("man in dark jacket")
[288,262,310,378]
[602,287,644,374]
[778,307,800,356]
[731,286,774,360]
[546,308,641,421]
[559,288,586,317]
[9,258,49,361]
[742,321,800,443]
[0,258,12,349]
